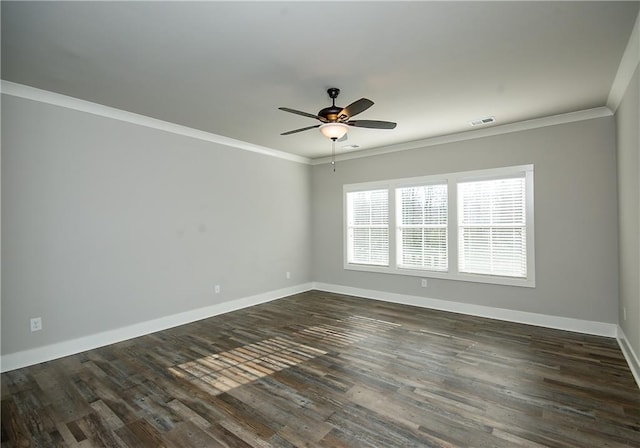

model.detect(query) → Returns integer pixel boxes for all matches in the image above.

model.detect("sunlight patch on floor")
[168,314,401,395]
[169,336,326,393]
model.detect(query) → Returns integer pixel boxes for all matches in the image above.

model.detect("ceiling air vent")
[469,116,496,126]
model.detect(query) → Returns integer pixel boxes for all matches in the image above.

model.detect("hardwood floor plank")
[2,291,640,447]
[164,421,220,447]
[120,418,169,448]
[213,420,270,448]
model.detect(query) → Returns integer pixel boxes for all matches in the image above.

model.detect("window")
[458,176,527,278]
[397,184,448,271]
[343,165,535,287]
[346,189,389,266]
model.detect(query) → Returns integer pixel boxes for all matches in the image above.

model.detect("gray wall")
[617,64,640,358]
[312,117,619,323]
[0,90,625,361]
[1,95,312,355]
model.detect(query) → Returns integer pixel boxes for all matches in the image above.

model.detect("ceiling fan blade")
[347,120,397,129]
[281,124,321,135]
[278,107,327,122]
[339,98,374,120]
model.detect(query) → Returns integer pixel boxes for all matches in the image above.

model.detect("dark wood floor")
[2,290,640,447]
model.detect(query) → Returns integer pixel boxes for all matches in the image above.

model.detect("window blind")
[458,176,527,278]
[397,184,448,271]
[346,190,389,266]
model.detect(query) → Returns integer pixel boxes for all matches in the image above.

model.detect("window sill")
[344,263,535,288]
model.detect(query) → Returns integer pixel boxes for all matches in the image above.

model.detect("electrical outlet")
[623,307,627,321]
[30,317,42,332]
[214,285,221,294]
[286,271,291,280]
[421,279,428,288]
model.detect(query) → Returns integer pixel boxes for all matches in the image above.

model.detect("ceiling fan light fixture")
[319,122,349,141]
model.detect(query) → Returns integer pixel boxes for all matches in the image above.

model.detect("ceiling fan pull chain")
[331,140,336,172]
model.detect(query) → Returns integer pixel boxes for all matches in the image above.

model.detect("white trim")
[617,326,640,389]
[0,80,311,165]
[312,282,617,338]
[311,107,612,165]
[0,283,313,373]
[3,283,631,384]
[607,12,640,112]
[1,81,615,166]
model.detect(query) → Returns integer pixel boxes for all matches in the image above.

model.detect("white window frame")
[343,165,535,288]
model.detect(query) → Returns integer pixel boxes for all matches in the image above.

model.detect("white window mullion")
[447,177,458,277]
[388,187,397,271]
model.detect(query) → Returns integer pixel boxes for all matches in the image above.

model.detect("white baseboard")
[2,282,624,375]
[312,282,618,337]
[617,326,640,389]
[0,283,313,373]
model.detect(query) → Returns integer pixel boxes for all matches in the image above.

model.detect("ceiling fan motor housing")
[319,105,345,122]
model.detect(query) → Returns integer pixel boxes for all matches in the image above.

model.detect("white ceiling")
[2,1,638,160]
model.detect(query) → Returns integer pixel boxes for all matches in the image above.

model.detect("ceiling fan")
[279,88,397,142]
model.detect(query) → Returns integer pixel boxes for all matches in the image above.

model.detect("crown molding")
[607,11,640,112]
[311,107,613,166]
[1,80,618,167]
[1,80,312,165]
